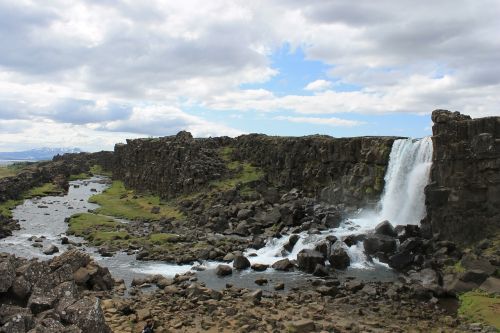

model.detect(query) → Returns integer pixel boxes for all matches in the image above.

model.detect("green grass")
[69,172,91,181]
[0,162,33,179]
[210,147,264,192]
[444,261,467,275]
[88,180,183,221]
[90,164,112,176]
[67,213,184,249]
[0,199,22,218]
[459,291,500,329]
[26,183,61,197]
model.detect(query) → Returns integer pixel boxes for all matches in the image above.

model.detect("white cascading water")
[378,137,433,225]
[244,137,433,269]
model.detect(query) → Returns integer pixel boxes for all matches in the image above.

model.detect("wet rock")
[251,263,268,272]
[328,242,350,270]
[271,258,295,271]
[232,254,250,270]
[363,234,397,255]
[283,234,299,253]
[42,245,59,255]
[222,253,235,262]
[254,278,268,286]
[314,241,329,258]
[375,220,397,237]
[215,265,232,277]
[274,282,285,290]
[345,280,364,293]
[297,249,325,273]
[342,234,366,247]
[313,264,329,277]
[389,252,414,270]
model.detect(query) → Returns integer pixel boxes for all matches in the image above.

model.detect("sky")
[0,0,499,152]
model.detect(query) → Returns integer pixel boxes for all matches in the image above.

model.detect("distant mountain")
[0,147,82,161]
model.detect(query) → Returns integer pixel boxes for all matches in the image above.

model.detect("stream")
[0,176,397,291]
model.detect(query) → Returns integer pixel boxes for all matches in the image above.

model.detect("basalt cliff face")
[424,110,500,244]
[112,132,397,207]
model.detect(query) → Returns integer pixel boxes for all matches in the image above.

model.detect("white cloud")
[304,80,333,91]
[275,116,363,127]
[0,0,499,151]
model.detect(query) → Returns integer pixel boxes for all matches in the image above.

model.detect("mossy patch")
[90,164,112,177]
[444,261,466,275]
[459,291,500,329]
[89,180,183,221]
[69,172,91,181]
[211,147,264,191]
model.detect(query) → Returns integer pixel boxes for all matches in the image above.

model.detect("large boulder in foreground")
[297,249,325,273]
[0,250,112,333]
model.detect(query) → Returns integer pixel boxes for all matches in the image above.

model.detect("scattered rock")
[215,265,232,277]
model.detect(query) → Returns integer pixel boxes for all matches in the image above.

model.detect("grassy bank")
[88,180,183,221]
[0,162,33,179]
[459,291,500,329]
[67,212,183,249]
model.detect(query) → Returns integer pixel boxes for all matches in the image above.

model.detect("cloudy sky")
[1,0,499,151]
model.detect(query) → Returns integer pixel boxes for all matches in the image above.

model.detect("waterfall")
[244,137,434,270]
[378,137,433,226]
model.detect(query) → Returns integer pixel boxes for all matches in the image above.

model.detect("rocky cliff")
[112,131,398,207]
[232,134,397,206]
[424,110,500,244]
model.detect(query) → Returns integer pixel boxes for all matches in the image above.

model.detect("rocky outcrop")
[113,131,232,199]
[112,131,398,207]
[424,110,500,244]
[232,134,398,206]
[0,250,112,333]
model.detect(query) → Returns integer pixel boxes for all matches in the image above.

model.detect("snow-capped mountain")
[0,147,82,161]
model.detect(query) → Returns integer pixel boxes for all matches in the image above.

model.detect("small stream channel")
[0,177,397,292]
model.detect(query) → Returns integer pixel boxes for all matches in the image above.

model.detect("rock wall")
[112,131,398,207]
[424,110,500,244]
[113,131,232,198]
[233,135,398,206]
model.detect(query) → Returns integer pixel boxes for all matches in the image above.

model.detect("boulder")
[312,264,329,277]
[0,257,15,292]
[375,220,397,237]
[271,258,295,271]
[328,242,350,270]
[479,277,500,294]
[287,320,315,333]
[363,234,397,255]
[460,255,496,276]
[42,245,60,255]
[215,265,232,277]
[459,270,490,285]
[232,255,250,270]
[389,252,414,270]
[251,263,269,272]
[283,234,299,253]
[60,297,110,333]
[342,234,365,247]
[297,249,325,273]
